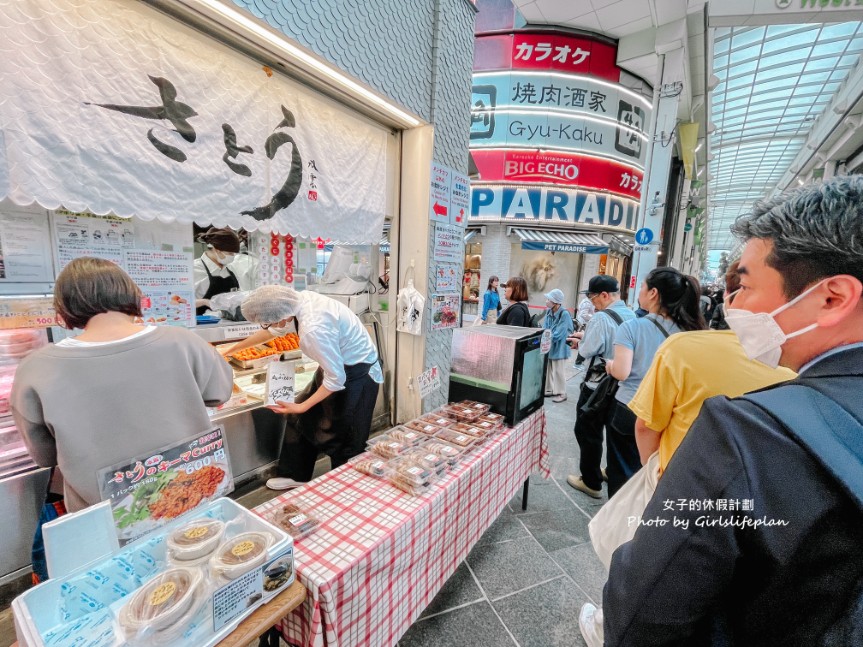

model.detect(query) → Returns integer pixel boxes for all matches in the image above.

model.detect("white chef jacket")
[193,253,257,299]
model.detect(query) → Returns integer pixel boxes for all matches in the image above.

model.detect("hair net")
[241,285,302,323]
[544,288,565,304]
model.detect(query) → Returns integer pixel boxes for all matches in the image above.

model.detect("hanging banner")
[0,0,388,243]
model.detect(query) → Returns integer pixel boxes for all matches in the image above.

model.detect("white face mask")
[218,252,236,266]
[724,280,824,368]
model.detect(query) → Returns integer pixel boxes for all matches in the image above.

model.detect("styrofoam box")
[13,498,294,647]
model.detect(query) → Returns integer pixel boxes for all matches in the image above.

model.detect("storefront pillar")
[629,46,685,303]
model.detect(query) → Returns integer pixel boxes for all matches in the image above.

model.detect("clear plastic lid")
[348,452,388,478]
[434,427,476,448]
[166,519,225,561]
[210,531,273,579]
[404,419,446,436]
[440,404,483,423]
[458,400,492,415]
[387,426,424,446]
[422,440,463,465]
[388,456,434,488]
[449,422,488,437]
[418,413,454,428]
[272,502,320,540]
[119,567,204,632]
[367,434,411,459]
[407,448,447,474]
[479,412,505,423]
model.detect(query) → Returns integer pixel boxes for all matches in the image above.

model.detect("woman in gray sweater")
[11,257,234,512]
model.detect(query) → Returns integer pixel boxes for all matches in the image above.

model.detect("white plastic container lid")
[119,566,204,632]
[210,531,273,580]
[166,519,225,561]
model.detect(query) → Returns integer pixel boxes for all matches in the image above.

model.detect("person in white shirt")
[194,228,255,314]
[228,286,382,489]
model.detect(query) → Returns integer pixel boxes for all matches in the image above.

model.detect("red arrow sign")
[456,208,464,223]
[433,202,448,217]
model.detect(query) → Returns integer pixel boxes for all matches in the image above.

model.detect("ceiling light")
[706,122,717,134]
[707,74,721,91]
[694,140,704,153]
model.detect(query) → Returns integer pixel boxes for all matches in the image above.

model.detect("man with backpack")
[603,176,863,645]
[567,276,635,498]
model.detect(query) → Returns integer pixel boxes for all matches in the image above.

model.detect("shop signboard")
[471,186,639,232]
[433,223,463,263]
[521,240,608,254]
[430,163,452,223]
[98,428,233,546]
[470,150,643,200]
[0,0,388,244]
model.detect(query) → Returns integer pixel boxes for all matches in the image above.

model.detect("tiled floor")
[398,365,608,647]
[0,365,608,647]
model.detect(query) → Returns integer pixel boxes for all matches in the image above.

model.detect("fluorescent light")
[694,140,704,153]
[188,0,421,127]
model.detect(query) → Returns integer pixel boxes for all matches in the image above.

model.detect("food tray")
[348,452,388,478]
[13,498,294,647]
[403,420,447,436]
[229,349,301,369]
[268,502,320,540]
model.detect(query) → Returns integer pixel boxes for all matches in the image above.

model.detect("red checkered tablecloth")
[253,408,548,647]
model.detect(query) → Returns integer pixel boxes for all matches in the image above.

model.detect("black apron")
[197,260,240,315]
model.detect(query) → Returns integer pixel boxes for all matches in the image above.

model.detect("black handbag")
[580,372,619,417]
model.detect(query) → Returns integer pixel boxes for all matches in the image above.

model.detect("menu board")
[51,210,195,327]
[433,223,463,263]
[97,428,233,546]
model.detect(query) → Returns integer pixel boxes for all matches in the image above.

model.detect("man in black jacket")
[600,176,863,646]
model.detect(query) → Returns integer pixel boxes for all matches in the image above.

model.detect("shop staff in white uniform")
[194,228,250,315]
[231,285,383,490]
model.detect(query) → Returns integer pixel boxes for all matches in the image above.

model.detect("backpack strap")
[741,384,863,510]
[602,308,624,326]
[646,316,670,338]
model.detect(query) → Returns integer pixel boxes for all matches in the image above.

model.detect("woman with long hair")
[603,267,705,496]
[496,277,531,326]
[480,275,502,324]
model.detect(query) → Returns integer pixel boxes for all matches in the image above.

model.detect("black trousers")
[605,400,641,498]
[278,363,380,482]
[574,383,605,490]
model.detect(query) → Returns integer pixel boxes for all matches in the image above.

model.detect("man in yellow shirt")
[629,329,795,473]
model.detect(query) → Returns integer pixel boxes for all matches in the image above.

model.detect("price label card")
[417,366,441,398]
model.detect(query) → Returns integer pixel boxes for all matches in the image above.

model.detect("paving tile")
[467,536,563,600]
[519,504,592,553]
[399,601,515,647]
[508,477,579,515]
[491,577,590,647]
[550,542,608,605]
[556,476,608,517]
[475,509,529,547]
[419,562,483,618]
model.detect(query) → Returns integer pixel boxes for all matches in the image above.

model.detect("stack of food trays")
[269,502,321,540]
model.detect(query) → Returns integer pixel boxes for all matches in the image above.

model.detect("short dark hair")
[725,260,741,296]
[731,175,863,298]
[54,257,143,329]
[198,227,240,253]
[505,276,529,302]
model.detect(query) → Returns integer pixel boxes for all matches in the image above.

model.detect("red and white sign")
[470,150,644,200]
[630,275,637,289]
[430,163,451,223]
[475,33,620,84]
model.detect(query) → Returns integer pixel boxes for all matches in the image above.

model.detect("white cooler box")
[13,498,294,647]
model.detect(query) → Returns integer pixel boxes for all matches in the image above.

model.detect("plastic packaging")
[348,453,388,478]
[387,426,424,446]
[118,567,204,633]
[421,440,464,467]
[167,519,225,561]
[271,503,320,540]
[403,420,447,436]
[473,418,501,433]
[440,404,483,423]
[387,456,435,495]
[418,413,454,428]
[367,434,411,459]
[210,531,273,580]
[457,400,492,416]
[434,427,476,449]
[407,448,447,475]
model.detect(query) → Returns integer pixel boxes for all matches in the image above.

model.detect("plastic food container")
[271,503,320,540]
[403,419,446,436]
[387,456,435,495]
[407,448,447,475]
[387,426,424,446]
[458,400,492,416]
[210,531,273,579]
[349,452,388,477]
[418,413,454,428]
[440,404,483,423]
[367,434,411,459]
[119,567,204,632]
[166,519,225,561]
[422,440,464,467]
[434,427,476,449]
